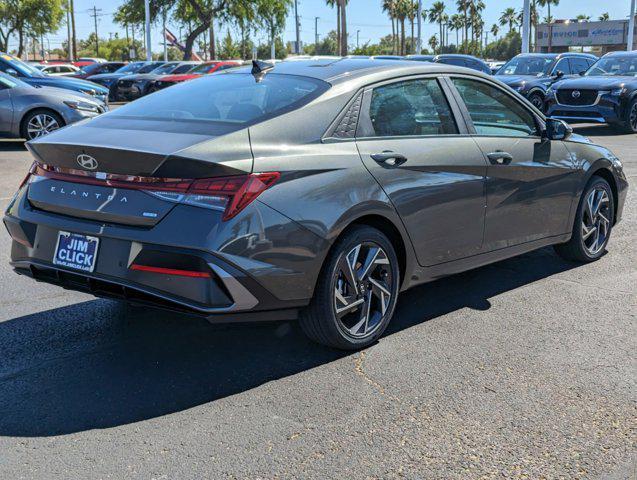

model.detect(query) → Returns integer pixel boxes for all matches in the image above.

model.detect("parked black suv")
[496,53,597,110]
[546,51,637,133]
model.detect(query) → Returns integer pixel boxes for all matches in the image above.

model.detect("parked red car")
[148,61,241,92]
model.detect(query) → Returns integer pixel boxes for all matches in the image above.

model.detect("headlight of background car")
[63,100,101,113]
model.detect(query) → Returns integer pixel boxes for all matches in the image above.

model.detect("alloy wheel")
[27,113,60,140]
[333,242,394,338]
[581,187,611,256]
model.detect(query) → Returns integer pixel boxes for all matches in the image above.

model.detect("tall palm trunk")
[340,0,347,55]
[400,18,405,55]
[70,0,77,59]
[209,13,215,60]
[410,17,414,53]
[463,7,468,53]
[391,17,396,54]
[336,4,341,55]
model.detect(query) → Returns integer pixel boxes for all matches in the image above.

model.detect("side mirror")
[578,70,586,76]
[5,68,18,77]
[545,118,573,141]
[553,70,564,79]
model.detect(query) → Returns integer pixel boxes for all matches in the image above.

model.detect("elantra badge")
[572,90,581,99]
[77,154,98,170]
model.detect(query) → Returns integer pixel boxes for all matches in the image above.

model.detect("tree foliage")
[0,0,64,55]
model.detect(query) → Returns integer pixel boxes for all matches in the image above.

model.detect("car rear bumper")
[3,185,327,321]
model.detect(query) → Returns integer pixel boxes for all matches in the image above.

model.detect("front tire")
[554,176,614,262]
[21,109,64,140]
[300,226,400,350]
[528,92,545,112]
[621,97,637,134]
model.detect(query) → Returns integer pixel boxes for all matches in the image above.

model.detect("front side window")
[552,58,571,75]
[368,79,457,137]
[172,64,197,74]
[569,58,590,75]
[112,73,329,125]
[452,78,538,137]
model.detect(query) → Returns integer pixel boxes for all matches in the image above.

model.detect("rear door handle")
[370,151,408,166]
[486,151,513,165]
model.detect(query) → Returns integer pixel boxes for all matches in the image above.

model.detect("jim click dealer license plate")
[53,231,99,273]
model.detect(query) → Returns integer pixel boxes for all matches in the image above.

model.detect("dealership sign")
[537,19,637,47]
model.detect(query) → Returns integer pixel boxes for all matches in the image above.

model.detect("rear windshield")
[112,73,329,125]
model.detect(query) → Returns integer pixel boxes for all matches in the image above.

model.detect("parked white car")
[33,64,80,77]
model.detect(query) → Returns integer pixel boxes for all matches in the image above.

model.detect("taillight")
[31,162,280,221]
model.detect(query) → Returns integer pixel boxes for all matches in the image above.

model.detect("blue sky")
[28,0,636,53]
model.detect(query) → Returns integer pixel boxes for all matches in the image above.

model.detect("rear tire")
[300,226,400,350]
[554,176,614,262]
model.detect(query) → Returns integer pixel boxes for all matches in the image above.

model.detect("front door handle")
[370,151,408,166]
[487,151,513,165]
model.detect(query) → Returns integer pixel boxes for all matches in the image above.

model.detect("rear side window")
[367,79,458,137]
[113,73,329,125]
[452,78,538,137]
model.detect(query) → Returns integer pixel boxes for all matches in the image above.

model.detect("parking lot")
[0,124,634,478]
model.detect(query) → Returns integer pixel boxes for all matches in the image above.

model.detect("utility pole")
[66,5,72,61]
[144,0,152,61]
[294,0,300,54]
[521,0,531,53]
[416,0,422,54]
[70,0,77,60]
[315,17,319,53]
[89,6,102,56]
[162,8,168,61]
[629,0,636,50]
[356,30,360,49]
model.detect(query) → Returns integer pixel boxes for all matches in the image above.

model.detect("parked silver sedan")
[0,73,107,140]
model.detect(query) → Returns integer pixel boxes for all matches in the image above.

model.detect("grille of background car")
[557,89,599,106]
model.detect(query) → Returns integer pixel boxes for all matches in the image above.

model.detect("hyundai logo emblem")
[572,90,581,99]
[76,154,98,170]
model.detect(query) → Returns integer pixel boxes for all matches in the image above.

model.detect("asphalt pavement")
[0,125,634,479]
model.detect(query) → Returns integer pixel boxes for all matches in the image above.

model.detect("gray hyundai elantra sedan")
[3,59,628,349]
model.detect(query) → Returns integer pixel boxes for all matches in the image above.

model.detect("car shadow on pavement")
[0,247,580,437]
[0,140,28,151]
[572,124,627,137]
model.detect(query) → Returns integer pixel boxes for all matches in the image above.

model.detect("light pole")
[294,0,300,54]
[629,0,636,50]
[521,0,531,53]
[144,0,152,61]
[315,17,319,53]
[357,30,360,49]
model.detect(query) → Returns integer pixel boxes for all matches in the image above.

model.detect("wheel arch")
[588,164,619,224]
[19,106,65,139]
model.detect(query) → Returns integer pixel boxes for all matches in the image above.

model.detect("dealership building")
[536,18,637,54]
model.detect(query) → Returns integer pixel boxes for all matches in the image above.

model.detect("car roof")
[225,58,487,85]
[435,54,483,60]
[603,50,637,57]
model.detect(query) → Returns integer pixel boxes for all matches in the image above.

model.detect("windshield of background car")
[0,74,28,89]
[0,54,45,77]
[585,56,637,76]
[114,63,143,74]
[80,63,101,73]
[150,63,179,75]
[112,73,329,125]
[499,56,554,76]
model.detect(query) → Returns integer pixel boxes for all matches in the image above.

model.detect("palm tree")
[576,14,590,22]
[382,0,398,54]
[450,13,463,48]
[456,0,469,52]
[499,7,517,33]
[469,0,485,45]
[490,23,499,40]
[326,0,340,54]
[598,12,610,21]
[407,0,418,54]
[538,0,558,51]
[428,1,446,54]
[395,0,409,55]
[340,0,348,55]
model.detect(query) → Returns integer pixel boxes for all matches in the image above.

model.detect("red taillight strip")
[130,264,211,278]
